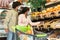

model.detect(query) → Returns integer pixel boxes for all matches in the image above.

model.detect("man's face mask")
[17,5,24,12]
[17,6,22,12]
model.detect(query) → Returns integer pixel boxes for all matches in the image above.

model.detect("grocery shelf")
[0,20,7,37]
[31,16,60,22]
[0,33,7,37]
[45,1,60,8]
[0,29,7,37]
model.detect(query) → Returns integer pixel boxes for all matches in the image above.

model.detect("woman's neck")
[21,14,27,18]
[25,13,27,18]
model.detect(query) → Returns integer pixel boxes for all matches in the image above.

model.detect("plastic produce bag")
[16,25,31,33]
[11,25,33,33]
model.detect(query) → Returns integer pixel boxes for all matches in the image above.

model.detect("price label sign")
[55,23,60,28]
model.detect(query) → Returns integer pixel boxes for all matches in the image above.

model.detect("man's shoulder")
[9,9,14,12]
[6,9,13,12]
[8,9,17,13]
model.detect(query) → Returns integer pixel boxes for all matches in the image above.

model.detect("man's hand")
[5,28,9,33]
[18,32,21,35]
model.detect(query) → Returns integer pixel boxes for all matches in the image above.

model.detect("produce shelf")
[32,16,60,22]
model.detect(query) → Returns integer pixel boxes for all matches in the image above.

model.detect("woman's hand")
[37,22,40,25]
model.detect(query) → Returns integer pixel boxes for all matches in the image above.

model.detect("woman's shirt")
[18,14,40,26]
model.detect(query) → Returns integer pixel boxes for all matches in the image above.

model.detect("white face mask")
[18,6,21,10]
[17,5,24,12]
[17,6,22,12]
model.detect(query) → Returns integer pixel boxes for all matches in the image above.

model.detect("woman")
[18,7,40,40]
[18,7,40,27]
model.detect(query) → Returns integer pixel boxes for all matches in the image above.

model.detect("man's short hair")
[12,1,21,9]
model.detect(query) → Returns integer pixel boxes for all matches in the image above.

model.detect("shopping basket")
[15,29,48,40]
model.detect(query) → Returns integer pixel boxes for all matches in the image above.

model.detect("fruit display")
[51,20,60,29]
[31,5,60,29]
[54,5,60,16]
[31,12,42,20]
[37,21,44,30]
[31,5,60,20]
[35,19,60,30]
[30,1,60,40]
[44,19,60,29]
[44,21,51,29]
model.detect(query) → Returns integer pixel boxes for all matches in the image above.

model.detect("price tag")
[55,23,60,28]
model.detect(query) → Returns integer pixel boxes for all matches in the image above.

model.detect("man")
[4,1,21,40]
